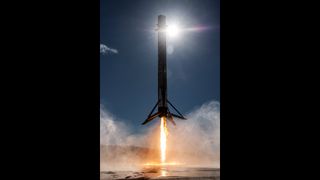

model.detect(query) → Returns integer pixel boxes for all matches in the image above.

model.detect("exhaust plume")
[100,100,220,171]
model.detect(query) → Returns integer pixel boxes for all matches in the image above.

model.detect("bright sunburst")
[166,24,180,38]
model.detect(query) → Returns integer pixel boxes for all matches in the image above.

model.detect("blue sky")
[100,0,220,132]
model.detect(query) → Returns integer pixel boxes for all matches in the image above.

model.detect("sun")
[166,24,180,38]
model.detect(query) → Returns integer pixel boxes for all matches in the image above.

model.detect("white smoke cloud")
[168,100,220,167]
[100,105,158,171]
[100,107,127,145]
[100,100,220,170]
[100,43,118,54]
[100,105,153,147]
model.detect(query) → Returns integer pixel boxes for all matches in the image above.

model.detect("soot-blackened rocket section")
[142,15,186,126]
[158,15,167,115]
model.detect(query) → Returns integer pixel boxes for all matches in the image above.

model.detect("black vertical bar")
[157,15,167,114]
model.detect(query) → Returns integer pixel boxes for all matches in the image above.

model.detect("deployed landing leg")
[142,100,160,125]
[167,100,186,120]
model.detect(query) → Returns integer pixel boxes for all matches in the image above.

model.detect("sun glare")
[166,24,180,38]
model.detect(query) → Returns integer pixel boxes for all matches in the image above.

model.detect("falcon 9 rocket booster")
[142,15,186,126]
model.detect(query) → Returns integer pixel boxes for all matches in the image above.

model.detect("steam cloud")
[168,101,220,167]
[100,44,118,54]
[100,100,220,171]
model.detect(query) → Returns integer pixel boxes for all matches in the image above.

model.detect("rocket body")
[157,15,168,117]
[142,15,186,126]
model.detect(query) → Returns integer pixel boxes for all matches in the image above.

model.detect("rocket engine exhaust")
[160,117,168,163]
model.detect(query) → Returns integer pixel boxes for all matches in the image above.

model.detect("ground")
[100,166,220,180]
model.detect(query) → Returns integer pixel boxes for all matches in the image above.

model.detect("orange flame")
[160,117,168,163]
[143,162,183,166]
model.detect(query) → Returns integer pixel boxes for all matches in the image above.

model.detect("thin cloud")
[100,43,118,54]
